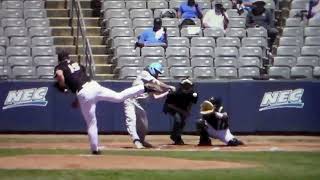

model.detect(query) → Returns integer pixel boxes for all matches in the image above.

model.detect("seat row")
[0,46,56,57]
[0,36,53,47]
[0,9,47,19]
[0,0,44,9]
[0,65,54,79]
[0,26,51,38]
[0,56,57,67]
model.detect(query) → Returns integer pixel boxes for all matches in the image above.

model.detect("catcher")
[197,97,244,146]
[163,78,198,145]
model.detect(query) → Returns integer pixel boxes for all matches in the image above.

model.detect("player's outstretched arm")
[55,70,68,92]
[152,90,170,99]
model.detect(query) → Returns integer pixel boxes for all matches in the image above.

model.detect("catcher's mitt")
[200,100,215,115]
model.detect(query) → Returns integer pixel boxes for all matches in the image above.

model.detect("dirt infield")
[0,154,255,170]
[0,135,318,170]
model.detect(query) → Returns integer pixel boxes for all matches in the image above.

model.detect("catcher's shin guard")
[196,119,212,146]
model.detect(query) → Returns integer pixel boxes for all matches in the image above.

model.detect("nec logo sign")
[3,87,48,110]
[259,89,304,111]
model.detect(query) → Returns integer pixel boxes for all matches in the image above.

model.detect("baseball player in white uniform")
[54,51,162,154]
[124,63,176,149]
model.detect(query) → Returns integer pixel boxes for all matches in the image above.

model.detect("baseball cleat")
[91,150,101,155]
[144,83,163,93]
[134,140,145,149]
[142,141,153,148]
[198,138,212,146]
[227,138,244,146]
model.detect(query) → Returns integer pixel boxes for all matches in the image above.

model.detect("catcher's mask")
[200,100,215,115]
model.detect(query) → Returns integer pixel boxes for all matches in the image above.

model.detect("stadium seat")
[180,27,203,37]
[167,57,190,67]
[37,66,54,79]
[197,0,212,9]
[247,27,268,38]
[203,28,224,38]
[10,37,30,46]
[240,47,263,58]
[268,66,291,79]
[5,27,27,37]
[109,28,134,39]
[167,37,190,47]
[225,28,247,38]
[103,1,126,11]
[7,46,30,57]
[169,0,185,10]
[169,67,192,79]
[276,46,301,57]
[166,47,189,58]
[134,27,149,37]
[162,18,179,27]
[190,57,214,67]
[212,0,232,9]
[141,47,165,57]
[193,67,215,79]
[217,37,241,47]
[296,56,319,67]
[2,9,23,18]
[279,37,304,47]
[0,66,10,79]
[0,46,5,56]
[304,36,320,46]
[32,46,56,57]
[0,37,9,47]
[285,18,304,27]
[215,67,238,79]
[112,37,137,48]
[1,18,25,27]
[143,57,167,67]
[12,66,35,79]
[130,9,153,19]
[313,66,320,78]
[238,57,261,67]
[154,9,177,18]
[238,67,260,79]
[115,47,140,58]
[301,46,320,56]
[2,0,23,9]
[147,0,168,9]
[242,37,268,48]
[116,57,143,68]
[29,27,51,37]
[215,47,238,57]
[228,18,246,28]
[282,27,304,37]
[304,27,320,36]
[291,66,313,79]
[308,18,320,27]
[226,9,247,18]
[104,9,129,21]
[166,27,179,37]
[26,18,50,28]
[190,47,214,58]
[215,57,237,67]
[119,66,144,79]
[31,37,54,46]
[33,56,58,66]
[291,0,309,9]
[191,37,215,47]
[24,1,45,9]
[273,56,297,67]
[107,18,132,30]
[132,18,153,29]
[0,56,7,66]
[0,28,3,36]
[24,9,47,19]
[126,1,147,10]
[8,56,32,66]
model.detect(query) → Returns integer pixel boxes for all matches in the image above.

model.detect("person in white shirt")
[202,0,229,30]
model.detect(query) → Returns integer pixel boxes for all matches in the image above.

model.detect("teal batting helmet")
[147,62,163,77]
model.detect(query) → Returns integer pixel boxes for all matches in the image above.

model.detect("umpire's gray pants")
[124,98,148,142]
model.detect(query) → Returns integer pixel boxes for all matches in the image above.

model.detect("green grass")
[0,149,319,179]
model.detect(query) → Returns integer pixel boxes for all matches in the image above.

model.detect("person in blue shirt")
[178,0,203,27]
[135,18,167,48]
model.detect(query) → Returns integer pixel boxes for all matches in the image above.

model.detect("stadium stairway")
[46,0,115,79]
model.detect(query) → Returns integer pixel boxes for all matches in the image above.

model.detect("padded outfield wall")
[0,80,319,134]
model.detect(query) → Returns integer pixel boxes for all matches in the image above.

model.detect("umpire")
[163,79,198,145]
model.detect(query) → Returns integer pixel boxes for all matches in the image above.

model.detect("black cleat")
[170,135,185,145]
[227,138,244,146]
[91,150,101,155]
[198,139,212,146]
[144,83,163,93]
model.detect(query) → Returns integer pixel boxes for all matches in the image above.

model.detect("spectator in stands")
[202,0,229,30]
[135,18,167,48]
[307,0,320,20]
[178,0,203,28]
[232,0,254,12]
[246,0,278,51]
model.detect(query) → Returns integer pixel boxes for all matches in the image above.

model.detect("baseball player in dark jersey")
[54,50,161,154]
[197,97,244,146]
[163,79,198,145]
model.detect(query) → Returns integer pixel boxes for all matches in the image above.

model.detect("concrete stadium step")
[94,74,115,80]
[56,45,108,54]
[54,36,105,45]
[69,54,112,64]
[46,0,93,9]
[49,17,100,27]
[52,27,101,36]
[47,9,97,17]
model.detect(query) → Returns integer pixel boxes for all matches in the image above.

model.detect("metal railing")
[70,0,95,78]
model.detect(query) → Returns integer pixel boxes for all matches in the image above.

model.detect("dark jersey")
[202,106,229,130]
[163,89,198,115]
[54,60,90,93]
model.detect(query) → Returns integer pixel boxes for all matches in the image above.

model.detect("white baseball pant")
[124,98,148,143]
[206,125,235,144]
[76,81,145,152]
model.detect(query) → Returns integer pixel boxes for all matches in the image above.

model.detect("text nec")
[4,87,48,105]
[260,89,304,106]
